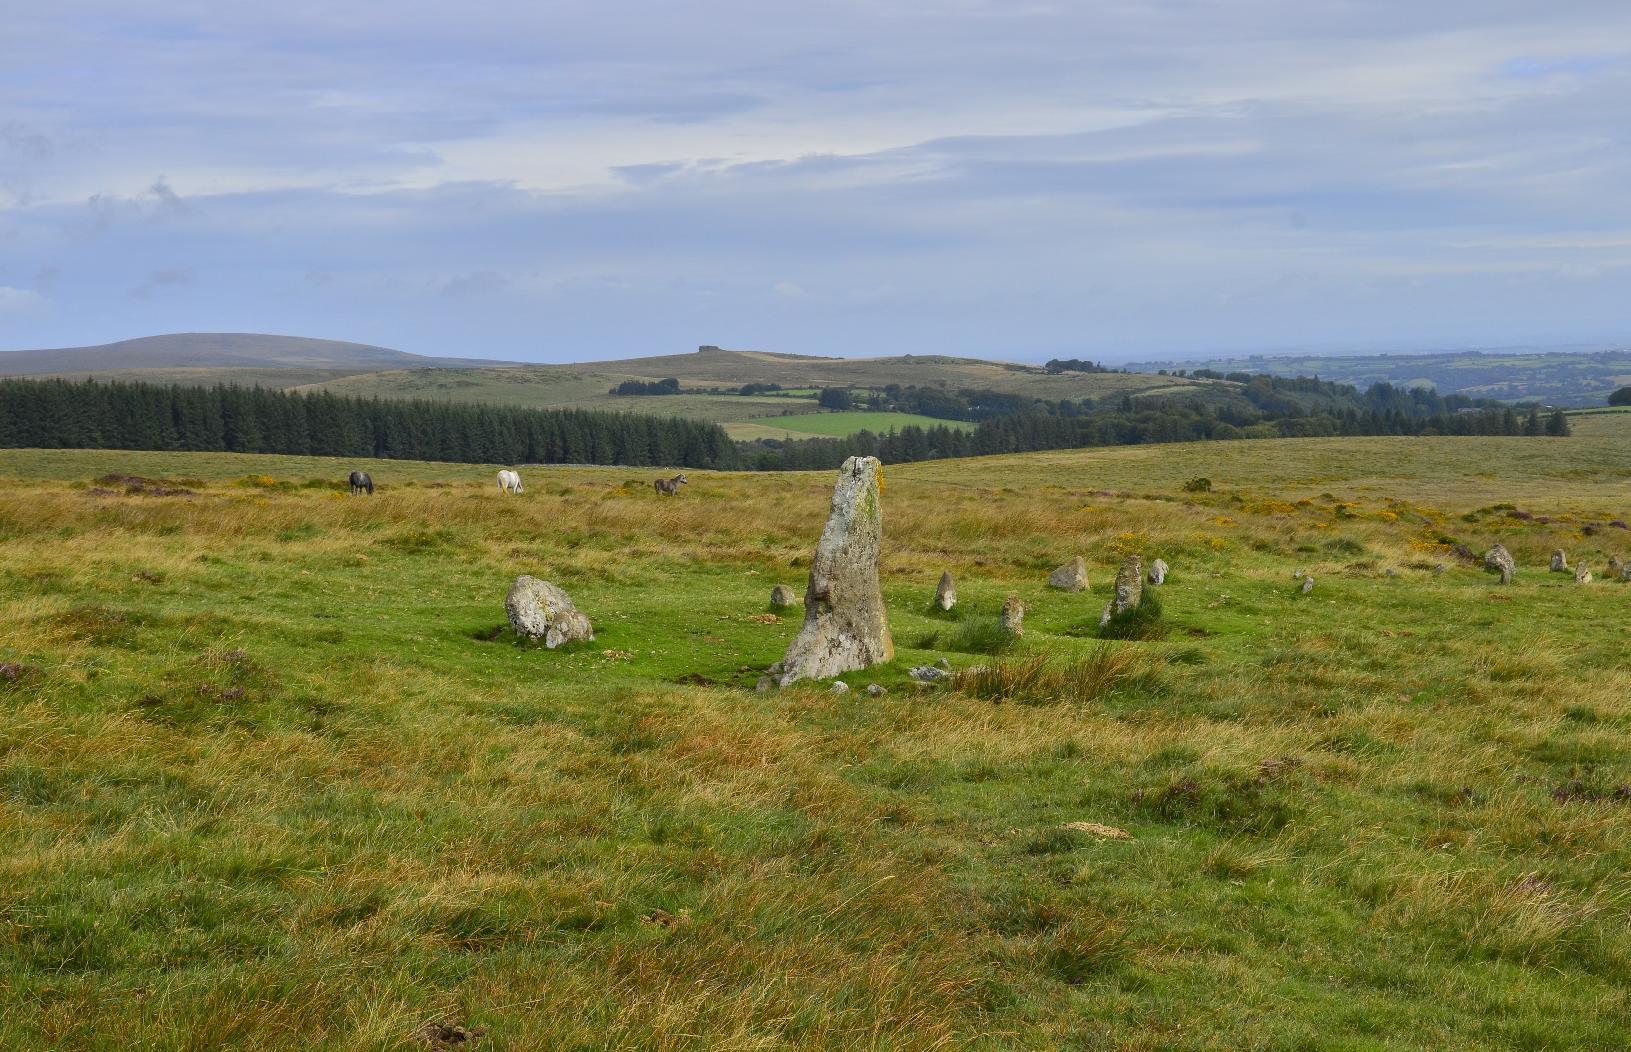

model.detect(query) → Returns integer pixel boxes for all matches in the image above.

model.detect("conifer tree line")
[0,374,1570,474]
[0,377,737,468]
[739,388,1570,471]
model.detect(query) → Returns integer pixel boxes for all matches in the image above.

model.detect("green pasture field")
[3,415,1631,1048]
[723,411,979,441]
[294,347,1217,424]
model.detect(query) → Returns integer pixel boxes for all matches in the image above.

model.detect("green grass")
[725,411,979,440]
[5,418,1631,1047]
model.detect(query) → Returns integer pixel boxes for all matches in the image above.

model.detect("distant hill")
[0,333,1224,432]
[1126,347,1631,407]
[301,345,1217,424]
[0,332,510,384]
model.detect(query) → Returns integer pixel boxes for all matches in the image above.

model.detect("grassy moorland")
[3,416,1631,1049]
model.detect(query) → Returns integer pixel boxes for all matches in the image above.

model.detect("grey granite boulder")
[506,576,594,648]
[1048,557,1089,592]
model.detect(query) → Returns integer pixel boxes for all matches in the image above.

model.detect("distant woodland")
[0,375,1567,472]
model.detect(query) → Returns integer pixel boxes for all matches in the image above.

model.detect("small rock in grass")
[1293,569,1305,579]
[865,683,887,697]
[505,576,594,648]
[830,680,850,695]
[769,584,798,609]
[1575,566,1593,585]
[1147,559,1168,585]
[1484,544,1515,585]
[1300,576,1315,594]
[999,595,1025,638]
[910,666,950,683]
[1048,557,1089,592]
[1433,564,1446,575]
[1099,555,1143,627]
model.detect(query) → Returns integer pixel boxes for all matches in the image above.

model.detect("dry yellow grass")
[3,418,1631,1048]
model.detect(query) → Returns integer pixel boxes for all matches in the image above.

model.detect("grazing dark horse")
[348,471,374,495]
[653,473,688,496]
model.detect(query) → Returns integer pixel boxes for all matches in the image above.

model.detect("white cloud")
[1,1,1628,356]
[0,286,46,315]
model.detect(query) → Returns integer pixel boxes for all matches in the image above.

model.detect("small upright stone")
[1433,564,1446,575]
[1099,555,1143,627]
[764,456,894,687]
[1550,550,1569,573]
[1293,569,1306,580]
[1048,557,1089,592]
[1147,559,1169,586]
[769,584,797,610]
[1611,555,1627,581]
[1484,544,1515,585]
[999,595,1025,638]
[1300,576,1315,594]
[505,576,595,648]
[1575,566,1593,585]
[933,571,956,611]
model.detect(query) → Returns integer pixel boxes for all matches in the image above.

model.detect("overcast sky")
[2,2,1628,363]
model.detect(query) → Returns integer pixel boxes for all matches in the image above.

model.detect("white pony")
[496,469,524,494]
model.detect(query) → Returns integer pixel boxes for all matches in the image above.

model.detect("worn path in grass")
[3,419,1631,1049]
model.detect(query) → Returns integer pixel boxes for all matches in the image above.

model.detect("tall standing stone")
[933,571,956,611]
[1049,557,1089,592]
[1099,555,1144,627]
[1484,544,1515,585]
[1550,550,1569,573]
[764,457,894,687]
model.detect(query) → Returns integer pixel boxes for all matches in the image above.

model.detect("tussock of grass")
[1098,591,1168,640]
[918,615,1020,656]
[949,647,1137,705]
